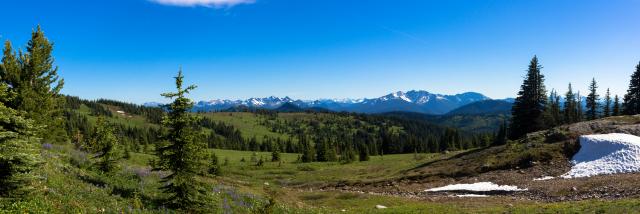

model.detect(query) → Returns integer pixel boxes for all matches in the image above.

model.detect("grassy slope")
[5,110,640,213]
[9,144,635,213]
[202,112,290,141]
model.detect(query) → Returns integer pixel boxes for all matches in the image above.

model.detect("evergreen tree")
[0,83,42,197]
[300,137,314,163]
[603,88,611,117]
[585,78,599,120]
[340,146,357,164]
[613,95,621,116]
[623,62,640,115]
[325,143,338,162]
[209,153,221,176]
[271,150,281,162]
[576,91,584,121]
[154,70,207,209]
[358,144,369,162]
[563,83,577,123]
[509,56,548,139]
[90,117,121,173]
[545,89,562,126]
[315,140,328,162]
[0,26,67,143]
[492,121,508,146]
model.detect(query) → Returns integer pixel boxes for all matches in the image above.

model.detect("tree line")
[510,56,635,140]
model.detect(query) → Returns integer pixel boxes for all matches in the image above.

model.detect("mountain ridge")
[145,90,514,115]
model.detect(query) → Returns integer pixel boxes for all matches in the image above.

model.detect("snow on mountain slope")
[562,133,640,178]
[155,90,495,114]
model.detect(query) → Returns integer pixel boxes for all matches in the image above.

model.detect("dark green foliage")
[446,100,513,115]
[339,146,356,163]
[153,70,207,209]
[545,90,562,127]
[209,153,221,176]
[89,117,121,173]
[439,128,462,151]
[0,26,67,144]
[271,150,281,162]
[358,144,369,162]
[576,91,584,121]
[509,56,548,139]
[613,95,621,116]
[0,83,42,198]
[300,137,315,163]
[314,140,337,162]
[603,88,611,117]
[96,99,165,124]
[492,121,508,146]
[563,83,581,124]
[585,78,599,120]
[623,62,640,115]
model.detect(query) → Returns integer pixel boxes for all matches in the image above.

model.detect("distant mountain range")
[146,90,516,115]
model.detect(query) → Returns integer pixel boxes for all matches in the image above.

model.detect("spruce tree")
[0,83,42,198]
[613,95,621,116]
[90,117,121,173]
[315,140,328,162]
[492,121,508,146]
[209,153,221,176]
[576,91,584,121]
[623,62,640,115]
[563,83,578,123]
[509,56,548,139]
[300,137,314,163]
[0,26,67,143]
[603,88,611,117]
[585,78,599,120]
[154,70,207,209]
[545,89,561,126]
[358,144,369,162]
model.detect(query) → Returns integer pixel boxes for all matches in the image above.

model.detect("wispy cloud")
[149,0,255,8]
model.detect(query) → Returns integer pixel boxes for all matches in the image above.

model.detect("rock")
[375,205,388,209]
[572,187,578,191]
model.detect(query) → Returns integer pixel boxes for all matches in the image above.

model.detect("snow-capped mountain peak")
[182,90,494,115]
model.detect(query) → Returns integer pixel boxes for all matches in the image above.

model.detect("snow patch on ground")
[455,194,489,198]
[425,182,527,192]
[533,176,554,181]
[562,133,640,178]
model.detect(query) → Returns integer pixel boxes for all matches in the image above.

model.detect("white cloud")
[150,0,255,8]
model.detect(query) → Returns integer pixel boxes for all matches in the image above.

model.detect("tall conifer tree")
[563,83,578,123]
[585,78,599,120]
[509,56,548,139]
[545,89,561,126]
[623,62,640,115]
[90,117,121,173]
[577,91,584,122]
[603,88,611,117]
[0,26,66,143]
[0,82,42,198]
[154,70,207,209]
[613,95,621,116]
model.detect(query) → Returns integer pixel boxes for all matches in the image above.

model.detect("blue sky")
[1,0,639,103]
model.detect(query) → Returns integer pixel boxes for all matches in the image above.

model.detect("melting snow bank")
[455,194,489,197]
[562,133,640,178]
[425,182,527,192]
[533,176,554,181]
